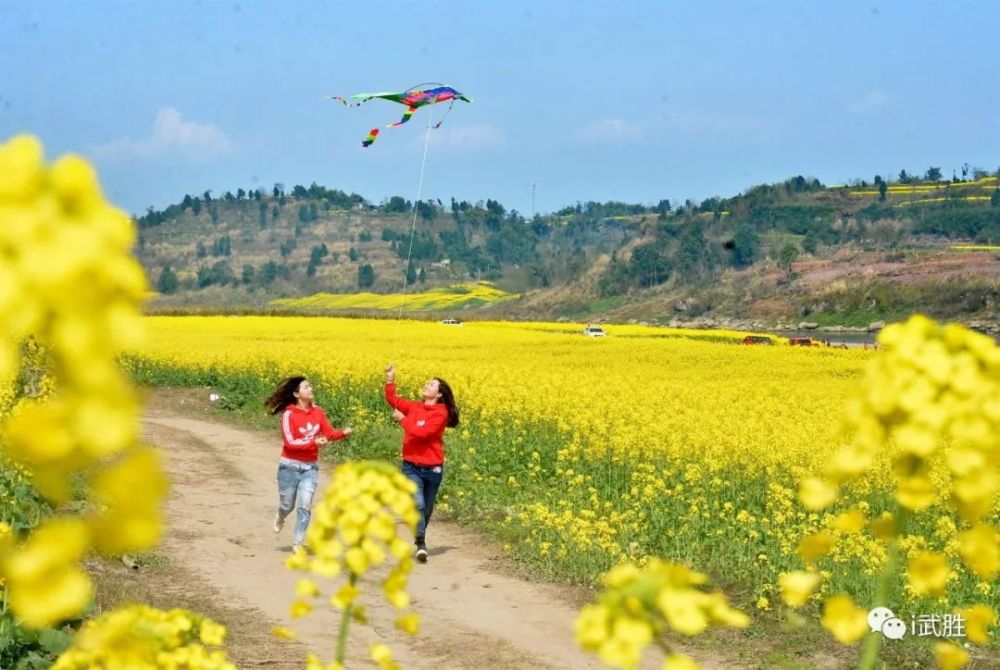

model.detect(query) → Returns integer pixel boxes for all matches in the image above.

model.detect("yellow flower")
[575,604,611,651]
[370,643,398,670]
[598,617,652,669]
[934,641,969,670]
[906,551,950,597]
[395,612,420,636]
[3,518,92,627]
[957,524,1000,580]
[797,532,835,565]
[820,595,867,644]
[831,508,865,534]
[956,604,994,645]
[662,654,700,670]
[88,447,168,554]
[895,476,936,511]
[658,590,708,636]
[290,600,313,619]
[798,477,838,511]
[272,626,298,640]
[296,578,321,598]
[331,583,360,610]
[199,619,226,645]
[779,571,821,608]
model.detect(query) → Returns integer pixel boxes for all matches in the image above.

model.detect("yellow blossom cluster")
[575,559,749,669]
[283,460,421,668]
[0,134,167,628]
[0,135,234,670]
[50,605,235,670]
[790,315,1000,665]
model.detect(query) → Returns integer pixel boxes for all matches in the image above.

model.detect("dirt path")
[143,398,731,669]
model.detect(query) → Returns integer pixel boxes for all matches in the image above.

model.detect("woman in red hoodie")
[384,364,459,563]
[265,376,352,552]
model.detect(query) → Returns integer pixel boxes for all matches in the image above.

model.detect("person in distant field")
[384,364,459,563]
[265,376,352,553]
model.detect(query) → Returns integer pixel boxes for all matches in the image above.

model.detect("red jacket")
[280,404,345,462]
[385,382,448,466]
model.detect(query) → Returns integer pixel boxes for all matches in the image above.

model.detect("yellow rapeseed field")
[126,315,1000,638]
[269,282,518,311]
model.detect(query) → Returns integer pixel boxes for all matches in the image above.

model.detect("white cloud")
[848,90,890,114]
[575,118,646,145]
[419,123,503,151]
[90,107,231,160]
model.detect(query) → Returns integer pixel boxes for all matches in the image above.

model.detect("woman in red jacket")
[265,376,352,552]
[384,364,459,563]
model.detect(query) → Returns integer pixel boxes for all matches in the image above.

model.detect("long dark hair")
[435,378,460,428]
[265,376,306,416]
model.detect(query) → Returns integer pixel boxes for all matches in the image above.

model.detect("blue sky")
[3,1,999,215]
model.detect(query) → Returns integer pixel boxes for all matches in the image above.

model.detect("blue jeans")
[277,458,318,546]
[402,461,443,543]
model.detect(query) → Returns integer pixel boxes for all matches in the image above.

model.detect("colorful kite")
[328,83,472,147]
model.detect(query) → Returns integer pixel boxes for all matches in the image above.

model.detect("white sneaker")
[416,546,428,563]
[273,512,284,533]
[292,543,304,554]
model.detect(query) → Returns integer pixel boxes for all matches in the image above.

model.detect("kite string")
[391,109,434,358]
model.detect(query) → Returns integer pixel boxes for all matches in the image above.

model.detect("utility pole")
[530,182,536,220]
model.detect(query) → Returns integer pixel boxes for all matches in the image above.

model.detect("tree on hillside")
[416,200,436,221]
[406,259,417,285]
[673,222,715,283]
[629,244,670,288]
[157,266,178,294]
[925,167,943,181]
[878,180,888,202]
[383,196,411,213]
[779,242,799,276]
[802,231,818,255]
[357,264,375,288]
[349,247,359,262]
[418,267,427,283]
[731,224,760,269]
[260,261,284,285]
[196,241,207,258]
[236,188,246,200]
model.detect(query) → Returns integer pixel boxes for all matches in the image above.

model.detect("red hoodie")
[385,382,449,466]
[280,404,346,462]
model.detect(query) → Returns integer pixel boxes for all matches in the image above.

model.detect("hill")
[134,173,1000,335]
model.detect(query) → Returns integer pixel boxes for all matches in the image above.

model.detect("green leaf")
[37,627,71,655]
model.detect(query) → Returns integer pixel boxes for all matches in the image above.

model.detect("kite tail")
[431,98,456,130]
[326,95,364,108]
[361,128,380,147]
[387,106,417,128]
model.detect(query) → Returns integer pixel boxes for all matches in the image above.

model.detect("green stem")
[335,574,357,664]
[858,509,907,670]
